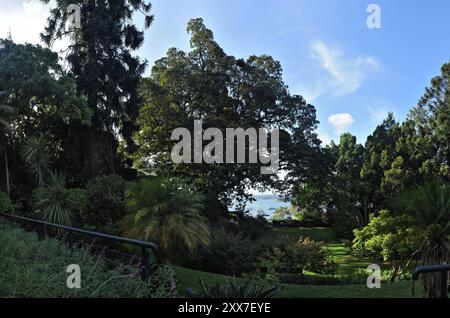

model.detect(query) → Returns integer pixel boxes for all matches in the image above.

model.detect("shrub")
[184,228,261,276]
[32,172,74,226]
[123,177,209,262]
[235,213,270,240]
[352,210,419,282]
[272,206,298,221]
[0,191,13,214]
[295,237,337,274]
[188,278,280,298]
[298,209,328,227]
[259,237,336,278]
[68,188,86,214]
[82,175,126,233]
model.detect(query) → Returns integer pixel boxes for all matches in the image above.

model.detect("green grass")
[0,219,173,297]
[174,226,421,298]
[1,218,421,298]
[174,266,421,298]
[258,226,337,246]
[259,227,393,277]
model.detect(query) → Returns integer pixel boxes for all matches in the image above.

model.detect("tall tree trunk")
[68,124,117,180]
[4,149,10,197]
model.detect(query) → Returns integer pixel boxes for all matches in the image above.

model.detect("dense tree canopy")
[136,18,322,219]
[296,61,450,239]
[0,39,90,196]
[40,0,153,179]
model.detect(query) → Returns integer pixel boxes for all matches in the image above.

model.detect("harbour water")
[231,195,291,219]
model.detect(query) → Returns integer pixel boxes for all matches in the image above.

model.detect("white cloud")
[308,41,379,99]
[0,1,50,44]
[328,113,355,133]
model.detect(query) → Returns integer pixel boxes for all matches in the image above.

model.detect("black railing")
[412,264,450,298]
[1,213,159,280]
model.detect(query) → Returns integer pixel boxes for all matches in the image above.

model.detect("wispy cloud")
[306,41,380,100]
[367,101,398,124]
[328,113,355,133]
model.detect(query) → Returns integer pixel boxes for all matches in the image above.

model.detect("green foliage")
[361,114,401,209]
[0,39,90,126]
[298,209,327,226]
[136,18,321,219]
[235,214,270,240]
[395,180,450,232]
[67,188,86,219]
[272,206,299,221]
[0,220,176,298]
[41,1,153,177]
[295,60,449,242]
[185,228,261,276]
[0,191,13,214]
[0,39,91,193]
[0,91,13,135]
[394,181,450,297]
[352,210,417,260]
[123,177,209,261]
[259,237,336,278]
[352,210,418,282]
[32,172,74,226]
[20,136,50,188]
[192,278,280,298]
[81,175,126,233]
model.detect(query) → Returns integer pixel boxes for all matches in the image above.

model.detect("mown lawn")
[174,266,420,298]
[175,226,421,298]
[259,226,393,276]
[258,226,337,245]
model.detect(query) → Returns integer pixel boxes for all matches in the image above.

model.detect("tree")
[40,0,154,179]
[272,207,297,221]
[20,136,50,188]
[352,210,419,282]
[123,177,210,262]
[360,113,400,210]
[136,19,321,219]
[291,142,337,225]
[331,133,366,237]
[394,180,450,298]
[0,91,13,196]
[418,62,450,181]
[0,39,90,194]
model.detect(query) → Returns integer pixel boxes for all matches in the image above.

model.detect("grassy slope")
[174,266,420,298]
[1,218,420,298]
[175,226,421,298]
[259,227,392,275]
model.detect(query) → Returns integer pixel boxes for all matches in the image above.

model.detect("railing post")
[140,246,150,281]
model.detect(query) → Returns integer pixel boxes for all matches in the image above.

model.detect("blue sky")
[137,0,450,144]
[2,0,450,145]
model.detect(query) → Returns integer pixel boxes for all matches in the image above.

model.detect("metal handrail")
[1,212,159,279]
[412,264,450,281]
[412,264,450,298]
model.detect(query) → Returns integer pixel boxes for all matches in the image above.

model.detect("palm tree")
[33,171,74,227]
[395,180,450,298]
[20,136,50,188]
[0,91,14,197]
[123,177,210,262]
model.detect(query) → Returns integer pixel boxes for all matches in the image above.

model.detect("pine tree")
[40,0,154,178]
